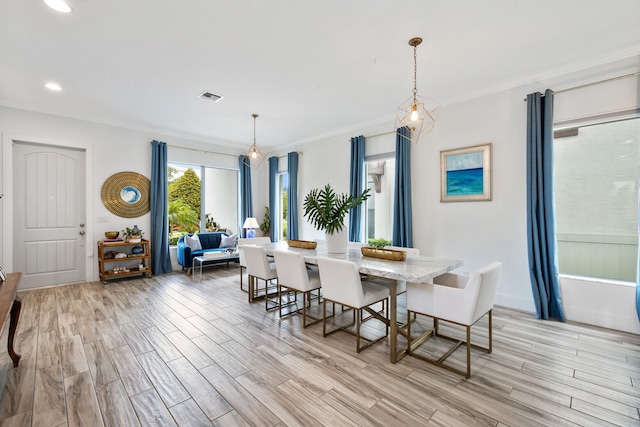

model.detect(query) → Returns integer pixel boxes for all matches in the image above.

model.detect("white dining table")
[262,240,463,363]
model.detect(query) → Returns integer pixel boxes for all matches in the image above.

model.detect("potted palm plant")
[303,184,371,253]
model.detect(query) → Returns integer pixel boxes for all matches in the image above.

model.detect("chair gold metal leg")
[300,290,322,328]
[356,308,361,353]
[407,310,412,353]
[407,311,492,378]
[466,325,471,379]
[488,309,493,353]
[322,300,327,336]
[265,279,270,311]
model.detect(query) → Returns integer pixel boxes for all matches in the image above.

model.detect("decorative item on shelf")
[114,252,127,259]
[287,240,317,249]
[394,37,440,144]
[361,247,407,261]
[104,231,119,239]
[205,213,219,231]
[303,184,371,254]
[131,245,144,255]
[242,217,259,238]
[122,225,143,243]
[242,114,267,169]
[101,171,151,218]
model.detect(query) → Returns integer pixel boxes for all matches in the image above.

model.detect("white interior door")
[13,141,86,289]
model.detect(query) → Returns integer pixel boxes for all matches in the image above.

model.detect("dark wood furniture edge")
[1,272,22,367]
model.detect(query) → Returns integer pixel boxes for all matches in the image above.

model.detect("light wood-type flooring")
[0,264,639,426]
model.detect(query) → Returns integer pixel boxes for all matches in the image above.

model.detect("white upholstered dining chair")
[272,250,322,327]
[406,262,502,378]
[242,244,278,308]
[238,237,271,293]
[317,257,390,353]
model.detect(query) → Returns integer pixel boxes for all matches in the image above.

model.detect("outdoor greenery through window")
[168,163,238,245]
[278,173,288,240]
[554,116,640,282]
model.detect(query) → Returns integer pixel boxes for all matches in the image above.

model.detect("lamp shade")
[242,217,259,229]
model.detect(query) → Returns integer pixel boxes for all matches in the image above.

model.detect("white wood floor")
[0,264,639,427]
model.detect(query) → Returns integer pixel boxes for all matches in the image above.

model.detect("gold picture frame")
[440,143,492,202]
[101,171,151,218]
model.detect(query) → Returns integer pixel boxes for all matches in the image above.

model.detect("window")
[168,163,238,245]
[554,117,640,282]
[365,157,395,243]
[279,172,288,240]
[202,166,239,233]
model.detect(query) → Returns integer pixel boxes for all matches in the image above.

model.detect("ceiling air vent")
[199,91,224,103]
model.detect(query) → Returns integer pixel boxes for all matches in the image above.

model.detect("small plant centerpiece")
[122,225,143,243]
[303,184,371,253]
[368,237,392,248]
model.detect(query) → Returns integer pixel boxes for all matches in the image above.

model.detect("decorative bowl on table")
[287,240,318,249]
[361,247,407,261]
[104,231,119,239]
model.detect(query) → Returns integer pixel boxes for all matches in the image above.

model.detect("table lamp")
[243,217,259,238]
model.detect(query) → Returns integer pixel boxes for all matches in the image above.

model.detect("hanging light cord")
[412,43,418,104]
[252,113,258,149]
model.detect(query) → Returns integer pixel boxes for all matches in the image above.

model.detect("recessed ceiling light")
[45,82,62,91]
[44,0,71,13]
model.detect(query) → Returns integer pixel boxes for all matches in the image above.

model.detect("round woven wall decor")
[101,172,151,218]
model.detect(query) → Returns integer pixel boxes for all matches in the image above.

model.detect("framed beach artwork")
[440,143,492,202]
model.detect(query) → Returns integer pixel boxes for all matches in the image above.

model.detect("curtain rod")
[523,71,640,102]
[363,130,396,139]
[166,144,302,159]
[166,144,239,157]
[276,151,303,159]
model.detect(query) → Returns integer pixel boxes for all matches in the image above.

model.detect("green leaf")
[303,184,371,234]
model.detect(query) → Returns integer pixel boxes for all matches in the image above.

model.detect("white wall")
[0,106,243,282]
[1,54,638,333]
[277,56,640,334]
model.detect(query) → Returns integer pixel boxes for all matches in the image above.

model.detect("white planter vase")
[325,226,348,254]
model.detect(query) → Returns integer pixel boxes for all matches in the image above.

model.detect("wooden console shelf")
[0,272,22,367]
[97,239,151,284]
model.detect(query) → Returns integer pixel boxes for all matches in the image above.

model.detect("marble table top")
[262,240,463,283]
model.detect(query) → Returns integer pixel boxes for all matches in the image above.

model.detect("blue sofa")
[177,231,237,272]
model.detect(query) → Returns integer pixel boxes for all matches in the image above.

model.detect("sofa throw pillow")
[220,233,238,248]
[184,234,202,251]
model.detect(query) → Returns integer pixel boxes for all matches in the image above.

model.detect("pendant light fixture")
[243,113,266,169]
[394,37,440,143]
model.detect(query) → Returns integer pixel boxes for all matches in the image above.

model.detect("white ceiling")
[1,0,640,150]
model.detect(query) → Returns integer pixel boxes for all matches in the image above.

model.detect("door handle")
[79,223,85,228]
[79,231,85,236]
